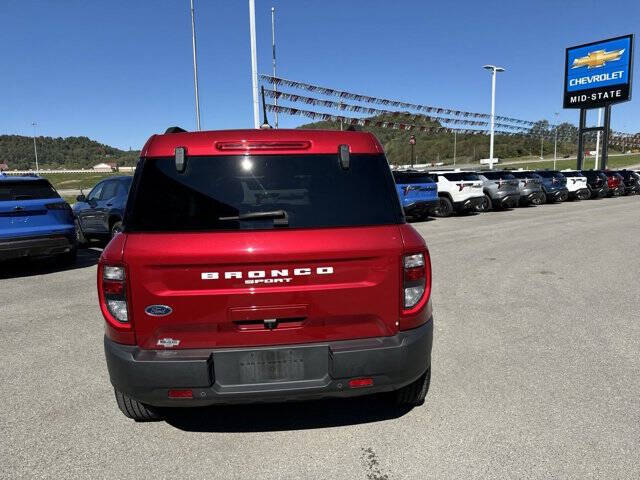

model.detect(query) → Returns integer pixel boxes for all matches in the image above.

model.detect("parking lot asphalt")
[1,196,639,480]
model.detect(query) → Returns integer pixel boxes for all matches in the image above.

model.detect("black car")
[73,176,132,244]
[579,170,610,198]
[615,170,640,195]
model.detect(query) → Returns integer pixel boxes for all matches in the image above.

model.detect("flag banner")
[262,88,530,131]
[260,75,640,143]
[260,74,543,128]
[265,103,640,147]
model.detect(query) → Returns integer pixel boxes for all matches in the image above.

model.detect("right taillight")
[98,263,134,344]
[401,251,432,325]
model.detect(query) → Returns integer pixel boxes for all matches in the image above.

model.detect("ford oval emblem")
[145,305,173,317]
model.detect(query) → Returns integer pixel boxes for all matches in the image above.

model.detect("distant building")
[92,162,114,172]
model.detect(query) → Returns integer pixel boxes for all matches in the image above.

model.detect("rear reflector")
[168,389,193,399]
[215,140,311,151]
[348,378,374,389]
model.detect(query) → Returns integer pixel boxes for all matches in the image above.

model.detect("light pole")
[553,112,558,170]
[594,108,602,169]
[271,7,278,128]
[249,0,260,129]
[189,0,201,131]
[453,130,457,166]
[32,122,39,171]
[483,65,505,169]
[540,136,543,160]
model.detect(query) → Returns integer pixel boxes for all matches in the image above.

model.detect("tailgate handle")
[230,305,308,331]
[235,317,305,331]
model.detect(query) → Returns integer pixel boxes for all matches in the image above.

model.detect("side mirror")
[76,194,86,203]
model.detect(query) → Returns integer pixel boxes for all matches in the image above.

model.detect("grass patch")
[38,172,133,191]
[501,154,640,171]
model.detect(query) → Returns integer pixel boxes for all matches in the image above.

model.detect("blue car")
[0,174,77,263]
[530,171,569,203]
[392,170,439,219]
[73,176,132,243]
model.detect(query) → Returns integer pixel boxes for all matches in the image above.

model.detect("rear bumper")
[104,318,433,407]
[489,192,521,207]
[568,188,590,199]
[0,233,75,260]
[453,196,484,212]
[520,190,544,204]
[403,200,440,216]
[624,183,640,194]
[545,187,569,201]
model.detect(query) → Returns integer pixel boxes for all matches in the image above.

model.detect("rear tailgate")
[125,227,403,349]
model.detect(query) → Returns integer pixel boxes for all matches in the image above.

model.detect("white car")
[559,170,591,200]
[428,170,484,217]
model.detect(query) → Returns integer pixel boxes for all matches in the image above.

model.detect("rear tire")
[476,194,492,213]
[114,389,161,421]
[532,192,546,205]
[577,190,590,201]
[395,368,431,406]
[433,197,453,217]
[75,219,88,247]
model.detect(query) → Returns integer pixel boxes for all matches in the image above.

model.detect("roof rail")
[165,126,187,134]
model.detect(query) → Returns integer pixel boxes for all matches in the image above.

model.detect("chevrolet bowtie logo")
[572,49,625,69]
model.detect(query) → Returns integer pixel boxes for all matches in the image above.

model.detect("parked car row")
[2,164,639,266]
[392,168,640,219]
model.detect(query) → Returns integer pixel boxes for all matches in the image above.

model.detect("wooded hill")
[0,135,139,170]
[298,114,622,165]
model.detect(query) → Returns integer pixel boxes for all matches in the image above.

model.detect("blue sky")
[1,0,638,149]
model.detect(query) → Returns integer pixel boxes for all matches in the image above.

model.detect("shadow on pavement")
[163,394,413,433]
[0,248,101,280]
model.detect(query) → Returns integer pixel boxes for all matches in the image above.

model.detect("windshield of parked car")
[0,180,60,201]
[126,154,403,232]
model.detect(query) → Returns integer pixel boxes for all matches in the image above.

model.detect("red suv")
[99,128,434,420]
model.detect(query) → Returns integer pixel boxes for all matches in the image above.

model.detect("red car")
[602,170,625,196]
[99,128,433,420]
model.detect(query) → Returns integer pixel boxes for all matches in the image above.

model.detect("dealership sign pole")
[564,34,634,170]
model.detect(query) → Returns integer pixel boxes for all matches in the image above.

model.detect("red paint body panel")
[141,129,384,158]
[604,173,622,189]
[121,226,406,349]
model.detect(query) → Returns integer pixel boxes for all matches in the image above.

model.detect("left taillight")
[98,263,134,344]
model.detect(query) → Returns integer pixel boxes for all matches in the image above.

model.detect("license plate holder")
[213,345,328,385]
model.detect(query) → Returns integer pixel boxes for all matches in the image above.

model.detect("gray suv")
[475,171,521,212]
[509,171,545,206]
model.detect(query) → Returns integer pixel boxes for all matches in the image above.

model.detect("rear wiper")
[219,209,289,226]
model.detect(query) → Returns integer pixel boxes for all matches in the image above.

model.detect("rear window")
[561,171,580,177]
[440,172,480,181]
[126,154,402,232]
[392,172,434,184]
[0,179,59,201]
[480,171,515,180]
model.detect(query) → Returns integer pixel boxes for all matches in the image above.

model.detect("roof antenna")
[260,86,272,129]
